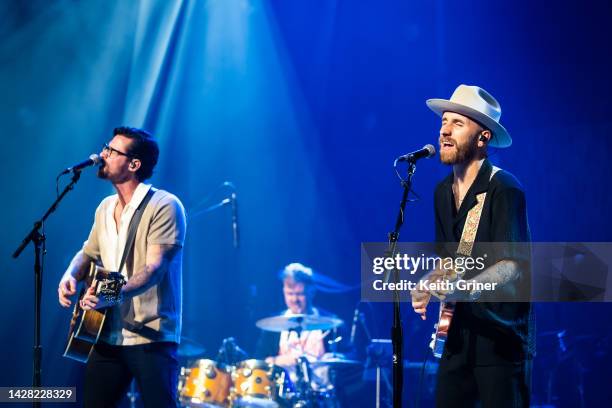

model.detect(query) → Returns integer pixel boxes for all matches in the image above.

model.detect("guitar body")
[430,301,455,359]
[63,262,124,363]
[63,305,107,363]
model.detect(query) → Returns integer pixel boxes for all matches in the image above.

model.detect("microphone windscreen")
[423,144,436,157]
[89,153,102,164]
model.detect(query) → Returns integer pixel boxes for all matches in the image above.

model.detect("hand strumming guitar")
[80,267,126,311]
[410,267,457,320]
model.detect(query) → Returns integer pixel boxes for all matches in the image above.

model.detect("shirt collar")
[469,159,493,194]
[441,159,492,190]
[125,182,152,211]
[445,159,494,222]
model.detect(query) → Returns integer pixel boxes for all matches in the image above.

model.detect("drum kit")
[177,313,363,408]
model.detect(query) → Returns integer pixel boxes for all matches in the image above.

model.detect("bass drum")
[231,359,293,407]
[179,359,231,407]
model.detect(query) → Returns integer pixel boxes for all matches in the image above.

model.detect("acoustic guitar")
[63,262,125,363]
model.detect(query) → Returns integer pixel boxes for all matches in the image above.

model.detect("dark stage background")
[1,0,611,406]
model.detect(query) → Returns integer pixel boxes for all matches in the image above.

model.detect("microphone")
[230,192,239,248]
[221,182,239,248]
[396,144,436,162]
[60,154,103,175]
[349,305,360,346]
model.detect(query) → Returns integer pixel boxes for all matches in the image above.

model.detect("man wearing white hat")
[411,85,534,407]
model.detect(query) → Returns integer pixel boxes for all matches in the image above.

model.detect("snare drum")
[179,359,231,407]
[231,359,292,407]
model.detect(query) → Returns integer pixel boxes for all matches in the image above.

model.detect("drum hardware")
[292,356,320,408]
[176,313,371,407]
[295,356,312,396]
[178,336,295,407]
[364,339,393,408]
[217,337,248,366]
[178,336,207,359]
[326,336,342,353]
[178,356,350,407]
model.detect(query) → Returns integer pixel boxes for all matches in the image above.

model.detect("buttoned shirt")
[81,183,186,345]
[434,159,534,363]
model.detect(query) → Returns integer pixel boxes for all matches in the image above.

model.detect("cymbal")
[539,331,596,341]
[310,354,363,368]
[256,314,344,332]
[178,336,206,358]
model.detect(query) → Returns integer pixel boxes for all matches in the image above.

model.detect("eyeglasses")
[102,143,133,159]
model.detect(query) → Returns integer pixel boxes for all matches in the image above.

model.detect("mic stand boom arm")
[12,170,83,407]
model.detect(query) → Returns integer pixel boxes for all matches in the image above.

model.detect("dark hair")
[113,126,159,181]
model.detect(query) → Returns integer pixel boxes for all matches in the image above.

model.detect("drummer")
[257,263,331,385]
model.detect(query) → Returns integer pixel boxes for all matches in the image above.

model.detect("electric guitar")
[63,262,125,363]
[429,267,457,358]
[430,301,455,358]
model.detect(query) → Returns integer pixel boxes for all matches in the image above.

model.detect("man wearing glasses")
[58,127,186,407]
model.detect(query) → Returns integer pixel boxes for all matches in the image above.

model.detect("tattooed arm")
[425,259,522,303]
[121,244,180,298]
[80,244,180,310]
[472,259,520,288]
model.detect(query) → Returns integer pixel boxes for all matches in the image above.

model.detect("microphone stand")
[189,181,238,248]
[12,170,83,406]
[384,159,417,408]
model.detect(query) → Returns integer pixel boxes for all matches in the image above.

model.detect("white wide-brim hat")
[426,84,512,148]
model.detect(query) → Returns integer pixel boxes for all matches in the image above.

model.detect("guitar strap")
[438,166,500,308]
[456,166,500,257]
[431,165,501,356]
[117,188,155,276]
[117,188,167,341]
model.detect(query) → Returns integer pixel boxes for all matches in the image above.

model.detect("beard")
[96,163,130,183]
[439,137,479,165]
[97,164,108,179]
